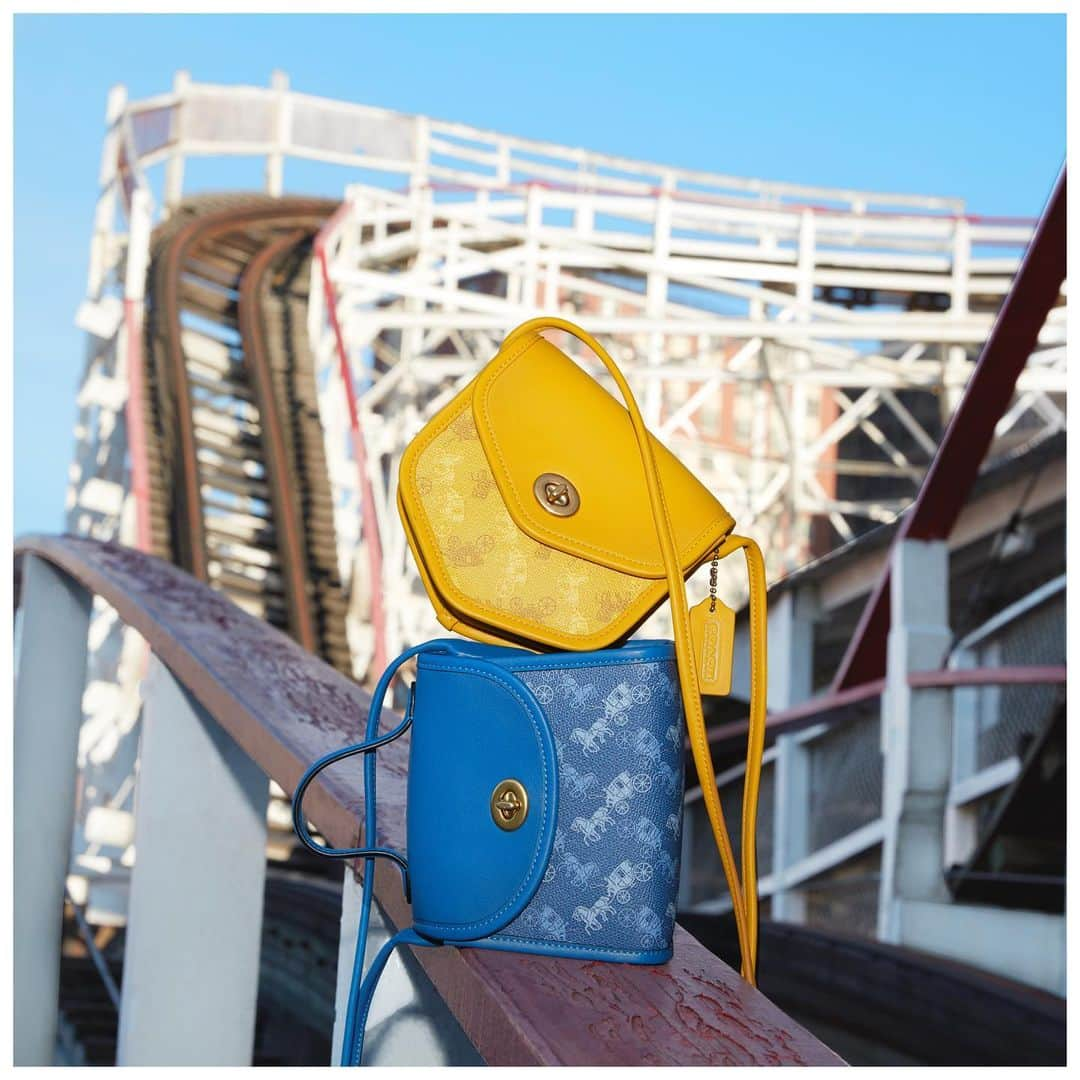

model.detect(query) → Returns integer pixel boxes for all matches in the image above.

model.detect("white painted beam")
[116,658,269,1065]
[331,870,481,1065]
[766,587,819,711]
[878,540,953,941]
[13,557,93,1065]
[895,899,1065,996]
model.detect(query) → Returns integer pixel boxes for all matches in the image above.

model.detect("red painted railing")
[312,204,388,675]
[123,298,153,554]
[908,665,1067,690]
[710,665,1066,749]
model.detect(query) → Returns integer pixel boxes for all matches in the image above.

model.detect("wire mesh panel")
[993,592,1066,668]
[966,591,1064,773]
[716,761,775,881]
[976,683,1064,772]
[801,847,882,939]
[806,714,883,853]
[291,100,414,161]
[684,759,775,908]
[684,797,725,908]
[129,106,174,160]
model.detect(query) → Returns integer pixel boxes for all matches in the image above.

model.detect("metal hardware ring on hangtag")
[490,779,529,830]
[533,473,580,517]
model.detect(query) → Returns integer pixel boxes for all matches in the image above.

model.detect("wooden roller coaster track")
[140,195,353,674]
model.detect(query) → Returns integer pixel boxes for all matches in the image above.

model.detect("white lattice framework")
[64,74,1067,918]
[307,138,1065,659]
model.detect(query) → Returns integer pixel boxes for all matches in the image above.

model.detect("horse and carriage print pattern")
[492,655,684,957]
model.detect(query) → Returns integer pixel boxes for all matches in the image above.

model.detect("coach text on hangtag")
[688,549,735,696]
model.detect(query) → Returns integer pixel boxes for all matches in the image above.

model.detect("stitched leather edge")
[479,934,673,964]
[505,654,676,673]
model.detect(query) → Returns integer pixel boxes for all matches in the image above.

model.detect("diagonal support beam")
[832,169,1066,692]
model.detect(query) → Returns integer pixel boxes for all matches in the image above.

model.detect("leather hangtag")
[688,597,735,696]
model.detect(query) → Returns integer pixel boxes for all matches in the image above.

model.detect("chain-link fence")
[807,715,883,852]
[801,848,882,939]
[956,586,1064,778]
[683,587,1064,938]
[685,697,882,920]
[683,755,776,908]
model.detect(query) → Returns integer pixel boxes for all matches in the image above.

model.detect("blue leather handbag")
[292,636,685,1065]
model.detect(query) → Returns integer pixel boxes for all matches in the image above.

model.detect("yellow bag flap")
[472,330,735,579]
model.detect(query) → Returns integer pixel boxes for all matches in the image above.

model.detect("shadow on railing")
[13,535,842,1066]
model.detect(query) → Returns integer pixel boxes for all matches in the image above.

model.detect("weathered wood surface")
[16,534,843,1065]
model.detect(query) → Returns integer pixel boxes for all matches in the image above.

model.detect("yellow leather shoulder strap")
[503,317,767,983]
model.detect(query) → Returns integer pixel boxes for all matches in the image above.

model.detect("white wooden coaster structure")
[63,72,1066,924]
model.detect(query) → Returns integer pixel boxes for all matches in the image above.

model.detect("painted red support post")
[124,298,153,554]
[832,170,1066,692]
[313,207,389,676]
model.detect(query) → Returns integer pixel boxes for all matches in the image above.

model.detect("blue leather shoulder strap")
[344,641,451,1066]
[341,926,432,1065]
[291,641,453,1065]
[342,639,558,1064]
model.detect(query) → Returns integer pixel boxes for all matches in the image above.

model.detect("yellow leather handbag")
[397,317,767,983]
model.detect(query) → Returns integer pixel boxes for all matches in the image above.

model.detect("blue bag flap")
[407,653,559,942]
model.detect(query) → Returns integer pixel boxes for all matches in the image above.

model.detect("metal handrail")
[910,665,1066,690]
[709,677,886,748]
[708,663,1066,750]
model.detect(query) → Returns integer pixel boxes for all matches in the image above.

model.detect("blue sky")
[13,13,1065,536]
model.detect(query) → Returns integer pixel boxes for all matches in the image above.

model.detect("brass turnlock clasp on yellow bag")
[397,317,768,985]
